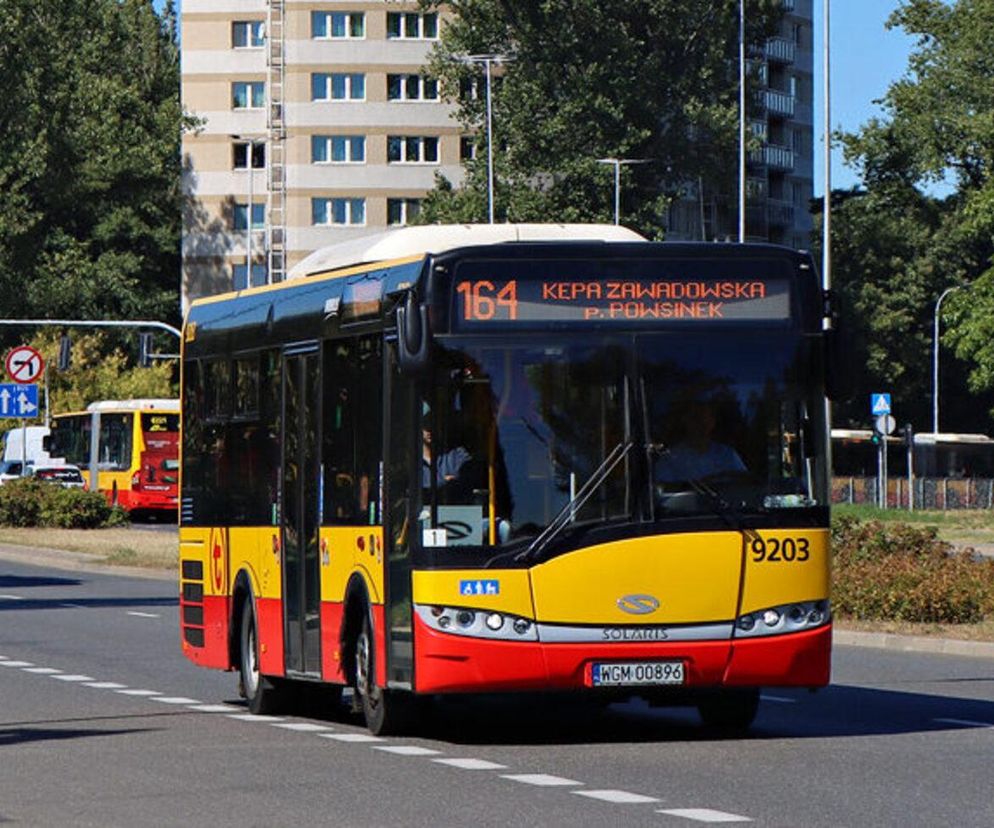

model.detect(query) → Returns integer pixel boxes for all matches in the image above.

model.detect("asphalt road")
[1,558,993,827]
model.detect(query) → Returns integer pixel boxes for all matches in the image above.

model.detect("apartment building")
[666,0,815,248]
[181,0,463,308]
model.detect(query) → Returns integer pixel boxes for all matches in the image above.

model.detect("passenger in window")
[657,400,746,483]
[422,420,471,490]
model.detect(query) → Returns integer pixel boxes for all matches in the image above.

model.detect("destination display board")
[452,268,792,328]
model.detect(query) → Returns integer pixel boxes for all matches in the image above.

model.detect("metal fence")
[832,477,994,510]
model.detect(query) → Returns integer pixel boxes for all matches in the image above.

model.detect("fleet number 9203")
[750,536,810,562]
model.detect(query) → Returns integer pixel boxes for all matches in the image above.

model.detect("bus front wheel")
[239,600,283,715]
[697,688,760,732]
[353,612,414,736]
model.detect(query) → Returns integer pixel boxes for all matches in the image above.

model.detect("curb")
[0,543,174,582]
[834,629,994,660]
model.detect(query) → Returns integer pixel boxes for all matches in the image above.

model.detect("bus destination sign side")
[454,277,791,326]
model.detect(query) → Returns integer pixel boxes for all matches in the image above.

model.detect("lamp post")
[933,285,963,434]
[596,158,650,225]
[738,0,746,243]
[453,54,511,224]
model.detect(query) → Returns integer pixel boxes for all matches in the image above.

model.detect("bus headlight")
[735,601,831,638]
[415,605,537,641]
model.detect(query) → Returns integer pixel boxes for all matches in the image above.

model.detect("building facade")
[181,0,463,308]
[666,0,815,248]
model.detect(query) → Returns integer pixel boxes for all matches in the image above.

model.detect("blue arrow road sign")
[871,393,892,416]
[0,383,39,418]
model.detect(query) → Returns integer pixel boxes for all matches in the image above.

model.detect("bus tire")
[696,688,760,732]
[239,599,283,715]
[353,610,414,736]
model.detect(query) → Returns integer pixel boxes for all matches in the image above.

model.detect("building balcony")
[767,199,796,227]
[762,89,796,118]
[748,144,795,172]
[781,0,795,10]
[765,37,796,64]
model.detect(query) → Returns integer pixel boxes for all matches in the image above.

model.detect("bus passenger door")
[282,348,322,677]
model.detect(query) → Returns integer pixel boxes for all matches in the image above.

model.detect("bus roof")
[85,399,179,412]
[288,223,646,280]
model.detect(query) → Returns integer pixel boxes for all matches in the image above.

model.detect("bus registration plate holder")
[591,660,685,687]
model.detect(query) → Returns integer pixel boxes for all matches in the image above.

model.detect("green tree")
[839,0,994,425]
[418,0,781,236]
[0,0,183,335]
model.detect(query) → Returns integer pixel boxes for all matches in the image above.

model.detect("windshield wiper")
[516,440,634,563]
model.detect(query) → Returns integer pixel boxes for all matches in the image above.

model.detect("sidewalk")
[2,542,993,657]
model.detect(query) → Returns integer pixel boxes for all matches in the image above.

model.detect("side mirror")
[396,292,429,374]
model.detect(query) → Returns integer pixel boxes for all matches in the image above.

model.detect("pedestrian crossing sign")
[870,393,891,416]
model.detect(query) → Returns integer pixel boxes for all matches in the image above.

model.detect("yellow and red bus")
[49,399,180,515]
[179,225,836,734]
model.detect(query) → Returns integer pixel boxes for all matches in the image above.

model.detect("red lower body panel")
[320,602,347,684]
[256,597,284,677]
[181,594,230,670]
[413,614,832,694]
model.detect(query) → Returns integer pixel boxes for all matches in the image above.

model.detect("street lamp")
[596,158,650,225]
[453,54,511,224]
[933,285,964,434]
[738,0,746,243]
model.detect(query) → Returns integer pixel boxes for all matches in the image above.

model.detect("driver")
[656,400,746,483]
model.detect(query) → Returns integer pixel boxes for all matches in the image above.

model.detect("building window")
[387,198,422,226]
[232,21,265,48]
[312,135,366,164]
[387,136,439,164]
[312,197,366,226]
[460,136,477,161]
[312,11,365,39]
[387,74,439,102]
[232,82,265,109]
[232,263,268,291]
[386,12,438,40]
[312,73,365,101]
[233,203,265,230]
[233,141,266,170]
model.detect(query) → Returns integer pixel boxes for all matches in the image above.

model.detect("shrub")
[0,478,125,529]
[832,516,994,623]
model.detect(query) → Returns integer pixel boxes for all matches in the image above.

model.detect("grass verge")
[0,526,177,570]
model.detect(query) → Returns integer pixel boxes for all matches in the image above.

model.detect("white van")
[2,426,62,466]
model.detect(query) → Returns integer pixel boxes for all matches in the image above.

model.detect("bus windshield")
[420,331,827,556]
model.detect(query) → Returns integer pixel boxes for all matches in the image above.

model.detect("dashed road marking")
[0,660,34,667]
[0,594,24,600]
[572,789,660,804]
[433,758,508,770]
[59,603,87,609]
[273,722,336,733]
[658,808,752,823]
[23,667,62,674]
[116,688,162,697]
[760,694,796,703]
[127,611,161,619]
[501,773,580,787]
[934,717,994,728]
[150,696,202,705]
[188,704,240,713]
[85,681,127,689]
[372,745,441,756]
[53,674,95,682]
[226,713,284,723]
[319,732,384,743]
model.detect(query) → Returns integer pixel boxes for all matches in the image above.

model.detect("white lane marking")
[127,611,160,619]
[432,758,508,771]
[572,790,660,804]
[116,689,162,697]
[273,722,335,733]
[934,717,994,728]
[188,704,240,713]
[226,714,285,723]
[760,694,796,703]
[23,667,62,675]
[501,773,581,787]
[372,745,441,756]
[150,696,202,705]
[0,594,24,600]
[85,682,127,689]
[319,732,384,743]
[658,808,752,823]
[1,661,34,667]
[53,674,94,682]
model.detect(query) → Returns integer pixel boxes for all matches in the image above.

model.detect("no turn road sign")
[5,346,44,384]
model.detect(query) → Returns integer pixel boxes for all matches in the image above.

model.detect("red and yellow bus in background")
[179,225,838,734]
[49,399,179,516]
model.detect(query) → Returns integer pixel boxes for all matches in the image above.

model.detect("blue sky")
[813,0,917,195]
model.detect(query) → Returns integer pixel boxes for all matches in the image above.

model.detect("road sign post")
[871,395,894,509]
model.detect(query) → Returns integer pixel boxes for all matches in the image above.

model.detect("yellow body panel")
[740,528,830,613]
[229,526,282,600]
[320,526,384,604]
[530,533,743,624]
[179,527,209,586]
[412,569,535,618]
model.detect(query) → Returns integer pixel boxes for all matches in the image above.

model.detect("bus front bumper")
[412,614,831,694]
